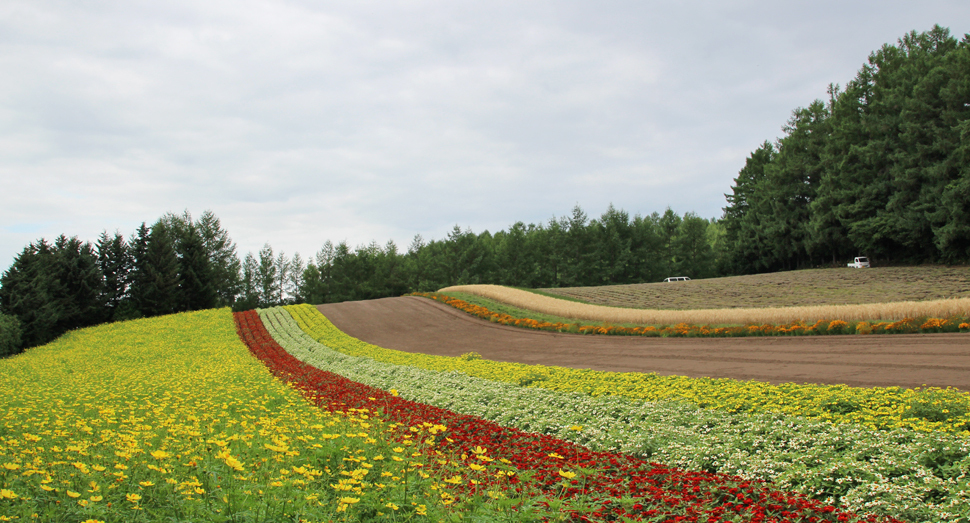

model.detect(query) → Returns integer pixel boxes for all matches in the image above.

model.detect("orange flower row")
[411,293,970,338]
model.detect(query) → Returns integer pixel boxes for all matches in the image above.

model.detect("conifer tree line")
[292,205,725,306]
[0,205,723,354]
[0,211,241,353]
[722,25,970,273]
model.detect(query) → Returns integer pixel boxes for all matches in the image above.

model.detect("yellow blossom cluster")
[0,309,482,521]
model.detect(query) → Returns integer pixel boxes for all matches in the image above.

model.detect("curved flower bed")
[414,292,970,337]
[0,309,473,522]
[286,304,970,435]
[244,306,911,522]
[272,305,970,521]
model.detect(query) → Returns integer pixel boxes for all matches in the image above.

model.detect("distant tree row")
[295,205,725,305]
[0,205,725,353]
[722,25,970,273]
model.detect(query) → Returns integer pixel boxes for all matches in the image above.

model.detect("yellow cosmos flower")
[150,450,171,460]
[558,469,577,480]
[0,489,17,499]
[126,493,142,503]
[66,491,81,498]
[468,463,485,471]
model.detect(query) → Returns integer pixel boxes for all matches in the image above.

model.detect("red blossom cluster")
[234,310,901,523]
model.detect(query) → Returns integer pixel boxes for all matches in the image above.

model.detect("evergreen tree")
[0,236,103,348]
[532,219,564,287]
[177,223,217,311]
[139,223,181,317]
[762,100,830,269]
[257,244,277,307]
[672,213,715,278]
[96,231,131,318]
[592,205,633,285]
[273,250,291,305]
[496,222,530,286]
[48,235,104,333]
[127,223,152,317]
[818,26,963,262]
[628,214,663,283]
[723,143,775,273]
[289,253,307,304]
[234,253,261,311]
[561,205,592,286]
[0,312,21,357]
[658,208,682,276]
[197,210,242,306]
[0,241,60,348]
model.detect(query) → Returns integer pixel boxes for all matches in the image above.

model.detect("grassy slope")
[538,266,970,310]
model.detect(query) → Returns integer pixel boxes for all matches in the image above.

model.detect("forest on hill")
[1,25,968,354]
[722,25,970,272]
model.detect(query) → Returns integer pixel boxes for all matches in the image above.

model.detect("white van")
[663,276,691,282]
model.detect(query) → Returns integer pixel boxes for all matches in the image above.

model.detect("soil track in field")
[317,296,970,390]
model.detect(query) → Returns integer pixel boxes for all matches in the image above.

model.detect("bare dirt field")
[317,296,970,390]
[540,266,970,309]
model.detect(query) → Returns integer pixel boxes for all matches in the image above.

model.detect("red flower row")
[233,310,901,523]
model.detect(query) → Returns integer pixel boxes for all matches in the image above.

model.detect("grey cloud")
[1,0,968,266]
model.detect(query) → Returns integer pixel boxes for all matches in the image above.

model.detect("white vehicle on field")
[663,276,691,282]
[847,257,870,268]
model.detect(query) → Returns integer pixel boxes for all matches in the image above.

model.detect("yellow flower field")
[0,309,488,522]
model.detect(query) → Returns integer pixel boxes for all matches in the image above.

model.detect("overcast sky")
[2,1,968,268]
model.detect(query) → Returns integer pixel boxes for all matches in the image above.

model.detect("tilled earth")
[317,296,970,390]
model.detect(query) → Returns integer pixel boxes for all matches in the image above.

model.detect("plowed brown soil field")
[317,296,970,390]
